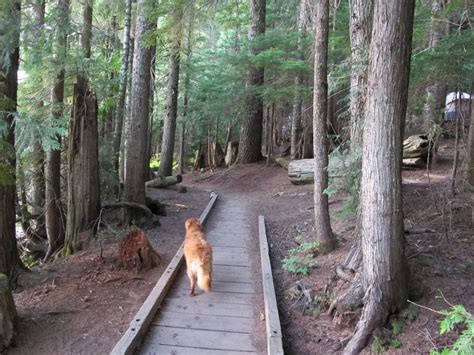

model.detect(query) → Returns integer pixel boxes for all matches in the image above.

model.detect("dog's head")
[185,217,202,232]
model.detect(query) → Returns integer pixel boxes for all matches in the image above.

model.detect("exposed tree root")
[342,289,384,355]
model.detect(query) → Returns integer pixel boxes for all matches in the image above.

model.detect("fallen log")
[402,157,425,169]
[0,274,16,352]
[275,157,289,170]
[145,175,182,188]
[102,202,160,227]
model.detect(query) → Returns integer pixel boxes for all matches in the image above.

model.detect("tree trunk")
[147,46,156,181]
[122,0,156,223]
[467,100,474,186]
[114,0,132,173]
[179,14,193,176]
[313,0,335,255]
[31,0,46,238]
[343,1,414,353]
[160,6,183,177]
[63,0,100,255]
[238,0,266,163]
[0,0,22,285]
[103,15,117,137]
[45,0,70,259]
[119,36,134,197]
[290,0,307,160]
[423,0,446,126]
[349,0,372,152]
[0,274,16,351]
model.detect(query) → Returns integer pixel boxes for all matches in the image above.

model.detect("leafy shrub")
[282,238,318,275]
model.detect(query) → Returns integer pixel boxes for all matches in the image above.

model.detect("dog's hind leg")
[187,269,196,296]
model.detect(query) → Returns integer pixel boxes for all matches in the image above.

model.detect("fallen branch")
[145,175,182,188]
[102,202,153,218]
[405,228,436,235]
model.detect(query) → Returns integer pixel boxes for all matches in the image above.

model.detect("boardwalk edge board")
[258,215,284,355]
[110,192,219,355]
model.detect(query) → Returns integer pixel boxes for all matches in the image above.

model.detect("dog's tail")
[197,266,211,292]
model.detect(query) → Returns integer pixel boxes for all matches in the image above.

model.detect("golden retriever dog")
[183,218,212,296]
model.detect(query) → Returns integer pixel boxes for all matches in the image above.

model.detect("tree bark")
[238,0,266,163]
[290,0,307,160]
[63,0,100,254]
[467,100,474,186]
[122,0,156,223]
[114,0,132,173]
[0,0,22,285]
[0,274,16,351]
[31,0,46,237]
[160,5,183,177]
[103,15,117,137]
[343,1,415,353]
[313,0,335,255]
[45,0,70,259]
[349,0,372,152]
[423,0,447,126]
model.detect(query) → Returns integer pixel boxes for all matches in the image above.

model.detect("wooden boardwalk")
[139,197,260,354]
[112,193,283,355]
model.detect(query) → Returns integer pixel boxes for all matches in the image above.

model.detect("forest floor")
[7,137,473,355]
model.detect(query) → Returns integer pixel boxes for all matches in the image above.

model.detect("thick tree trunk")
[0,0,22,284]
[122,0,156,223]
[160,6,183,177]
[313,0,335,255]
[290,0,307,160]
[114,0,132,173]
[343,1,415,353]
[45,0,70,259]
[349,0,372,152]
[64,0,100,254]
[238,0,266,163]
[179,122,186,174]
[147,46,156,181]
[0,274,16,351]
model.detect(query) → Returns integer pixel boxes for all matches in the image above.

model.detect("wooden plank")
[213,252,251,266]
[110,192,219,355]
[258,215,284,355]
[212,246,249,254]
[173,279,255,294]
[143,326,258,352]
[140,343,257,355]
[167,288,254,304]
[210,238,249,248]
[152,311,254,333]
[162,298,255,318]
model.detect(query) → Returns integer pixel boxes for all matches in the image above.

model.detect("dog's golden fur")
[183,218,212,296]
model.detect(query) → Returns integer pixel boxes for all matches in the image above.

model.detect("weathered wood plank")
[162,298,255,318]
[212,246,249,254]
[110,192,219,355]
[173,279,255,294]
[167,288,254,304]
[213,252,251,266]
[152,311,254,333]
[258,215,284,355]
[140,343,258,355]
[144,326,258,352]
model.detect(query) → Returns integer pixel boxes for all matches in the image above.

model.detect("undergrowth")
[282,233,318,275]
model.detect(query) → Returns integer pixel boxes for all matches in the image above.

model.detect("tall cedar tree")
[343,1,415,353]
[290,0,307,160]
[313,0,335,254]
[63,0,100,254]
[349,0,372,152]
[160,5,183,177]
[238,0,266,163]
[122,0,156,222]
[114,0,132,173]
[0,0,23,285]
[44,0,70,259]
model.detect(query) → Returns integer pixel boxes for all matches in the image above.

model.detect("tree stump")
[117,229,161,271]
[0,274,16,352]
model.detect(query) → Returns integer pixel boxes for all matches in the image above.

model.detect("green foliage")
[312,290,333,317]
[401,304,420,322]
[390,338,402,349]
[325,146,362,218]
[392,321,403,336]
[430,304,474,355]
[282,235,318,275]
